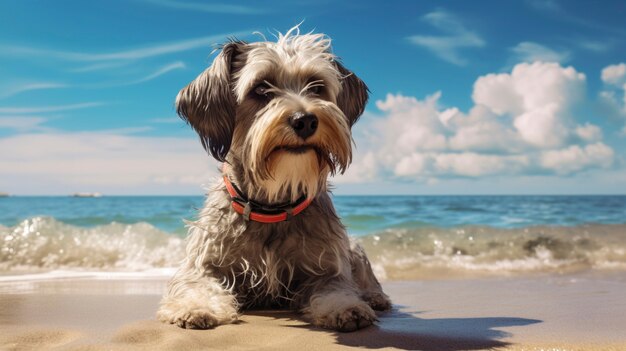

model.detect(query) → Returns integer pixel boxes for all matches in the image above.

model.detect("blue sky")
[1,0,625,195]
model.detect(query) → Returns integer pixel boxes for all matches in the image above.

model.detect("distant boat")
[71,192,102,198]
[0,192,9,197]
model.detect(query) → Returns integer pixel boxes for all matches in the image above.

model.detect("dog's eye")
[308,85,322,95]
[254,83,272,98]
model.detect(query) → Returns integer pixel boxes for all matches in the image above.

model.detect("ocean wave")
[358,224,626,279]
[2,217,626,279]
[0,217,184,271]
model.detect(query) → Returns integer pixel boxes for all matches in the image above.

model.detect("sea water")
[1,195,625,278]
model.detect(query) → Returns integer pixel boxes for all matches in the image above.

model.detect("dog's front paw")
[336,304,377,332]
[314,301,377,332]
[307,296,377,332]
[157,302,238,329]
[172,308,220,329]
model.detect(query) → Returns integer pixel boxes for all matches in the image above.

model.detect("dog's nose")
[289,112,318,140]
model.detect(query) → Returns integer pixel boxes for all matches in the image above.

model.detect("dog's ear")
[335,61,369,127]
[176,41,243,161]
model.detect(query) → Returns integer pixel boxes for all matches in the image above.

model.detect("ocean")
[1,195,625,279]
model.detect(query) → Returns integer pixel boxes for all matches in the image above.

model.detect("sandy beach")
[1,272,625,351]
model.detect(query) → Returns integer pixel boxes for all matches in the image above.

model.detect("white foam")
[1,217,185,271]
[3,217,626,280]
[357,223,626,278]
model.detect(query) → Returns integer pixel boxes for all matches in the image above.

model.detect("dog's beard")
[261,148,325,203]
[240,99,352,203]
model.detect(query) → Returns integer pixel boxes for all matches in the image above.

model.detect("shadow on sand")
[247,307,542,351]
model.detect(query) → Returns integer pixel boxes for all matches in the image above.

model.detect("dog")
[157,26,391,332]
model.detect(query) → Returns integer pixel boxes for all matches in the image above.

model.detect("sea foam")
[359,224,626,279]
[2,217,626,280]
[1,217,184,272]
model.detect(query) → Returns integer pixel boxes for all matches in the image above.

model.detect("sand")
[1,272,625,350]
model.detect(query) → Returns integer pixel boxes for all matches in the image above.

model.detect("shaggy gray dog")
[157,27,391,332]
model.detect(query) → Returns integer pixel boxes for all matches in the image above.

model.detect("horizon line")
[1,193,625,197]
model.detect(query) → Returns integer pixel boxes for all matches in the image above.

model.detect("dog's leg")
[157,268,239,329]
[302,278,378,332]
[350,242,392,311]
[157,226,239,329]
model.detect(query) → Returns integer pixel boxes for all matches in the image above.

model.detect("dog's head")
[177,28,368,203]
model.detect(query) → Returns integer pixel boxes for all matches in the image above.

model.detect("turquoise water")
[1,195,626,275]
[0,196,200,236]
[1,195,625,235]
[336,195,626,235]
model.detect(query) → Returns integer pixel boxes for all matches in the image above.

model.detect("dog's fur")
[157,27,391,332]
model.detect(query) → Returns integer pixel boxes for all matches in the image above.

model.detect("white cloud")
[1,61,184,97]
[394,153,428,176]
[0,102,104,114]
[474,62,586,148]
[599,63,626,122]
[447,105,521,152]
[133,61,185,83]
[151,117,180,124]
[69,61,134,73]
[140,0,264,14]
[373,92,448,152]
[601,63,626,86]
[540,143,614,174]
[392,152,529,178]
[86,61,186,88]
[510,42,570,64]
[434,153,529,177]
[407,10,485,66]
[0,31,250,62]
[89,127,154,135]
[575,123,602,142]
[0,82,67,99]
[514,103,569,148]
[0,116,50,132]
[340,61,613,183]
[0,132,215,195]
[576,39,612,53]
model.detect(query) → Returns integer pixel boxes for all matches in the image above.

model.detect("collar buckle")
[242,201,252,221]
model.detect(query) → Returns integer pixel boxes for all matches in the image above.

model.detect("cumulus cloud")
[373,92,448,153]
[407,10,485,66]
[575,123,602,142]
[540,143,614,175]
[474,62,586,148]
[599,63,626,122]
[0,132,215,194]
[339,61,613,183]
[601,63,626,86]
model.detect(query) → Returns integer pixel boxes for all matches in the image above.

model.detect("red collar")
[222,164,313,223]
